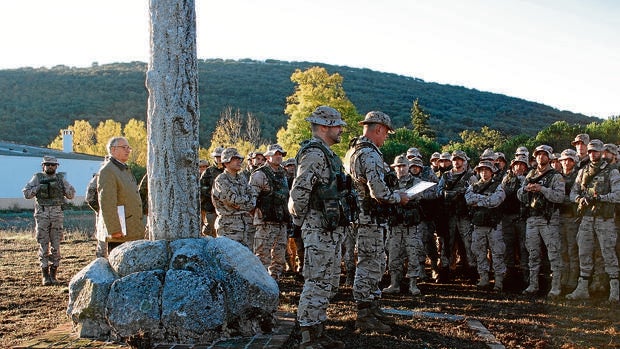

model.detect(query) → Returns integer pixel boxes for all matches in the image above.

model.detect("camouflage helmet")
[359,111,395,134]
[558,149,578,162]
[282,158,297,167]
[586,139,604,152]
[474,160,497,173]
[211,146,225,158]
[603,143,618,156]
[515,146,529,157]
[198,159,208,167]
[305,106,347,127]
[264,144,287,157]
[409,157,424,169]
[406,147,421,159]
[533,145,553,157]
[439,152,452,161]
[251,150,264,159]
[390,154,409,168]
[495,152,507,163]
[451,150,469,161]
[571,133,590,146]
[221,147,243,164]
[550,153,560,161]
[479,148,497,161]
[430,152,441,161]
[511,155,529,166]
[41,155,59,165]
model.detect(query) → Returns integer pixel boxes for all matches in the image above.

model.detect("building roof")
[0,141,104,161]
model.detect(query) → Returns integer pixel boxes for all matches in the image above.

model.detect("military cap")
[515,146,529,157]
[571,133,590,146]
[406,147,422,159]
[283,158,297,167]
[550,153,560,161]
[198,159,208,166]
[390,154,409,167]
[305,106,347,127]
[558,149,578,162]
[479,148,497,161]
[211,147,224,158]
[533,145,553,157]
[495,152,507,162]
[474,160,497,173]
[586,139,604,152]
[430,152,441,161]
[439,152,452,161]
[359,111,395,134]
[41,155,59,165]
[221,147,243,163]
[251,150,264,159]
[603,143,618,156]
[451,150,469,161]
[511,155,529,166]
[409,157,424,168]
[264,144,287,157]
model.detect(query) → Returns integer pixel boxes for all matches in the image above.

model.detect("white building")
[0,131,105,209]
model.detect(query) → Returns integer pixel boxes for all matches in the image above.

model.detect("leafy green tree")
[585,116,620,144]
[48,120,96,154]
[410,99,436,139]
[382,128,441,165]
[94,120,123,156]
[534,121,582,152]
[124,118,147,166]
[277,66,361,157]
[444,126,507,163]
[208,107,265,157]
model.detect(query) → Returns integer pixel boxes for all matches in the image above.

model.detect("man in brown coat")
[96,137,145,257]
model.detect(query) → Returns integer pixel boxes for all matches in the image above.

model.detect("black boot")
[49,265,59,285]
[41,267,52,286]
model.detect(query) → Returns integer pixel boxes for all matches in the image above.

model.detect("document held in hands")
[117,205,127,236]
[405,181,436,198]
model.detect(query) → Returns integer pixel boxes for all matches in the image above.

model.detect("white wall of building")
[0,155,104,209]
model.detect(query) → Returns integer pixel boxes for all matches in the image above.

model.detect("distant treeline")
[0,59,598,147]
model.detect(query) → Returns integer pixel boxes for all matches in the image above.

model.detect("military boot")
[522,271,539,295]
[299,325,321,349]
[547,272,561,299]
[382,273,401,294]
[409,278,421,296]
[49,265,59,285]
[608,278,619,303]
[355,303,391,333]
[315,323,345,349]
[369,300,395,325]
[41,267,52,286]
[477,272,490,288]
[566,277,590,300]
[493,274,504,292]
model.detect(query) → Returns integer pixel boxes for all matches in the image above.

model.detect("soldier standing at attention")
[199,147,224,237]
[517,145,565,298]
[345,111,409,333]
[211,148,256,248]
[289,106,350,349]
[572,133,591,170]
[250,144,290,280]
[567,139,620,302]
[557,149,580,292]
[23,156,76,285]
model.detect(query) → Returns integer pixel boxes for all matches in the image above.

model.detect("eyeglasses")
[113,145,132,151]
[43,163,58,166]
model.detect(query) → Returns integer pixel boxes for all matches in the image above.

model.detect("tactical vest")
[391,175,422,227]
[441,169,474,216]
[500,172,522,216]
[559,170,578,216]
[35,172,66,206]
[200,165,223,212]
[298,139,357,231]
[523,168,557,220]
[578,161,615,218]
[470,178,502,227]
[256,165,290,223]
[347,137,393,222]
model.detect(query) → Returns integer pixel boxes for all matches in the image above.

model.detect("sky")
[0,0,618,118]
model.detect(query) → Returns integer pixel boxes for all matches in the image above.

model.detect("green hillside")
[0,59,598,146]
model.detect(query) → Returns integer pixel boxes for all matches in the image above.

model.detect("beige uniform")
[212,171,256,248]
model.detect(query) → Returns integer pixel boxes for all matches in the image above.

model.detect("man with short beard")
[517,145,565,298]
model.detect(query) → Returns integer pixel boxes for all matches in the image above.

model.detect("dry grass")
[0,211,619,348]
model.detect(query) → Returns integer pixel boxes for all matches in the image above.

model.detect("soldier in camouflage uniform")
[437,150,478,281]
[557,149,580,291]
[345,111,410,333]
[567,139,620,302]
[289,106,351,349]
[23,156,76,286]
[430,151,441,173]
[572,134,591,171]
[212,148,256,248]
[200,147,224,237]
[283,158,303,274]
[517,145,565,298]
[465,161,506,291]
[250,144,290,280]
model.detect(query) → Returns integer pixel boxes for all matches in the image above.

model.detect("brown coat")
[96,158,145,243]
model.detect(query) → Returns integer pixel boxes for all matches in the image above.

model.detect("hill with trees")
[0,59,598,147]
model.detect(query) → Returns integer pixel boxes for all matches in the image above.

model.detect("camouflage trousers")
[576,216,619,279]
[419,220,439,269]
[444,215,475,269]
[353,219,387,302]
[342,225,357,275]
[253,222,288,279]
[501,213,528,272]
[385,224,423,279]
[559,213,580,285]
[471,225,506,275]
[34,206,64,268]
[297,210,344,327]
[202,211,217,238]
[525,213,561,278]
[215,213,253,249]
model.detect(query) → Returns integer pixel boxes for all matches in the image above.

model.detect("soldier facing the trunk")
[23,156,76,286]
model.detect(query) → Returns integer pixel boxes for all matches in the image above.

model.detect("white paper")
[117,205,127,236]
[405,181,436,198]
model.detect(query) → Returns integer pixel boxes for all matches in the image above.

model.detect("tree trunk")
[146,0,200,240]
